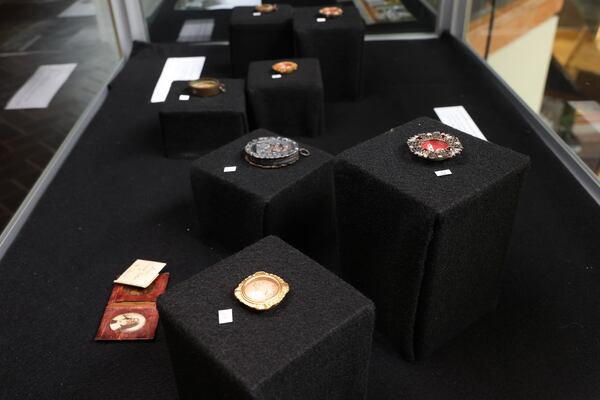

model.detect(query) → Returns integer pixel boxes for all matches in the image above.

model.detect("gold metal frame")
[234,271,290,311]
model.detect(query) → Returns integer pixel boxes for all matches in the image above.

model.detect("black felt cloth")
[158,235,375,400]
[335,117,530,360]
[1,39,600,400]
[229,5,294,78]
[190,129,335,264]
[293,6,364,100]
[159,80,248,159]
[247,58,324,136]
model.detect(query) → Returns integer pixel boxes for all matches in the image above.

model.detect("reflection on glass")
[466,0,600,178]
[0,0,122,230]
[543,1,600,175]
[174,0,260,11]
[351,0,437,29]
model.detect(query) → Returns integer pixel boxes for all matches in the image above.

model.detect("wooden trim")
[467,0,564,56]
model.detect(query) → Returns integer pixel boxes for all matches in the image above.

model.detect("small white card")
[218,309,233,324]
[179,94,190,101]
[205,0,260,10]
[435,169,452,177]
[434,105,487,141]
[253,12,261,16]
[316,17,326,22]
[271,74,282,79]
[177,19,215,42]
[150,57,205,103]
[114,259,167,288]
[5,64,77,110]
[223,166,237,172]
[59,0,95,18]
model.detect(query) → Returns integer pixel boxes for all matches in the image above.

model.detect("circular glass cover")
[245,137,299,160]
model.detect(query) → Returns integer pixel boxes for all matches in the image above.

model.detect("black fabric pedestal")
[230,5,294,78]
[159,80,248,159]
[190,130,335,261]
[293,7,364,100]
[247,58,324,137]
[335,117,530,361]
[158,235,375,400]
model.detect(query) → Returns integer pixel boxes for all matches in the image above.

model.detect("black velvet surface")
[160,80,248,159]
[229,5,294,78]
[335,117,530,360]
[0,38,599,400]
[247,58,324,136]
[190,129,335,264]
[293,6,364,100]
[158,235,375,400]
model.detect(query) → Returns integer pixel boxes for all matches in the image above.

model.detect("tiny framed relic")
[271,61,298,75]
[234,271,289,310]
[95,304,159,341]
[318,6,343,18]
[255,3,277,13]
[109,273,170,303]
[406,131,463,161]
[187,78,226,97]
[244,136,310,168]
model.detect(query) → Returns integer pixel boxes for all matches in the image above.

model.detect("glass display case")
[0,0,123,232]
[466,0,600,179]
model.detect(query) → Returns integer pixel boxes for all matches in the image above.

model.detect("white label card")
[434,105,487,141]
[219,309,233,324]
[151,57,205,103]
[59,0,96,18]
[5,64,77,110]
[223,166,237,172]
[271,74,282,79]
[177,19,215,42]
[316,17,326,22]
[435,169,452,177]
[179,94,190,101]
[205,0,260,9]
[114,259,166,288]
[253,12,261,16]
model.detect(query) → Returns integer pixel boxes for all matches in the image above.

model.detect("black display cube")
[190,130,335,260]
[158,235,375,400]
[230,5,294,78]
[293,7,364,100]
[335,117,530,361]
[159,80,248,159]
[247,58,324,137]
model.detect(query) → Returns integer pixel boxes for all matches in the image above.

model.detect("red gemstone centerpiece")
[421,139,450,152]
[407,131,463,161]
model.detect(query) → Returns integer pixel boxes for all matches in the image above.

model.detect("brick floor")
[0,0,120,234]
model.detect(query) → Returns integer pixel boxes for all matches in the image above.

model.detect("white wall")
[487,15,559,113]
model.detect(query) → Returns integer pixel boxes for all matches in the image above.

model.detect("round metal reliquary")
[255,3,277,13]
[244,136,310,168]
[272,61,298,75]
[187,78,226,97]
[406,131,463,161]
[234,271,290,311]
[319,6,343,18]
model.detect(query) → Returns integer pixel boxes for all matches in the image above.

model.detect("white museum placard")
[434,105,487,141]
[5,63,77,110]
[150,57,206,103]
[177,19,215,42]
[59,0,96,18]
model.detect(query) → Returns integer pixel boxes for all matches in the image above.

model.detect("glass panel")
[466,0,600,179]
[144,0,440,39]
[0,0,123,231]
